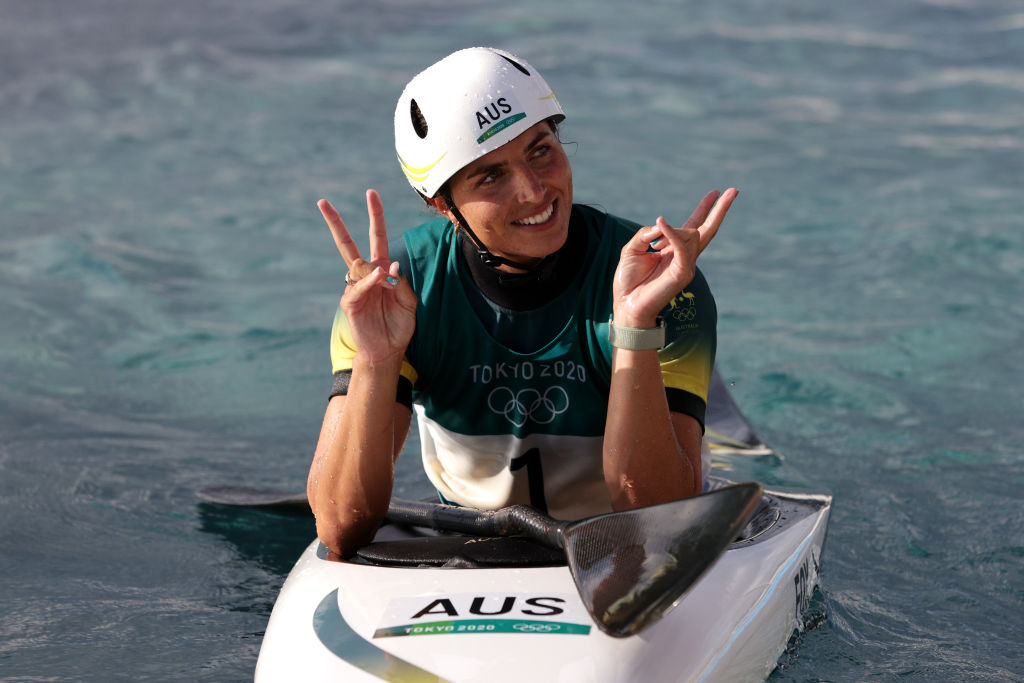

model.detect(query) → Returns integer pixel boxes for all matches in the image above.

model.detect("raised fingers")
[696,188,738,253]
[682,190,722,230]
[366,189,389,264]
[319,198,362,267]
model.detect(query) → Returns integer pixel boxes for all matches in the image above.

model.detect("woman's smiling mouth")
[514,201,555,226]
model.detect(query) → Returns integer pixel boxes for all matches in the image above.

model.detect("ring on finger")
[345,272,356,286]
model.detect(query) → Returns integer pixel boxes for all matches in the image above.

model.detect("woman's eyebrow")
[523,129,552,152]
[465,130,553,181]
[466,160,505,180]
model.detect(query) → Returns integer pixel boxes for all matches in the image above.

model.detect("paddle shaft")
[195,487,564,549]
[386,498,566,549]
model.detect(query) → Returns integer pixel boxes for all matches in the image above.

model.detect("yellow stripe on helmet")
[398,153,447,183]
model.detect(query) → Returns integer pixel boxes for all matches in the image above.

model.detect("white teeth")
[515,203,554,225]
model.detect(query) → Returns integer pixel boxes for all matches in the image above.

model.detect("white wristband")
[608,317,666,350]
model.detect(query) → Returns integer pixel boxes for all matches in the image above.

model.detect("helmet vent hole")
[499,54,530,76]
[410,99,428,139]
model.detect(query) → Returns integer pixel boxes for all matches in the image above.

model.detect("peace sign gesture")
[319,189,417,364]
[612,188,738,329]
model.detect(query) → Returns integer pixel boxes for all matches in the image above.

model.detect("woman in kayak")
[308,47,737,557]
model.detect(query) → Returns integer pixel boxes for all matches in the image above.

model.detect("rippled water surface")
[2,1,1022,680]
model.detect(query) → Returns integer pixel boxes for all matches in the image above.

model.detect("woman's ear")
[427,195,447,214]
[428,194,459,229]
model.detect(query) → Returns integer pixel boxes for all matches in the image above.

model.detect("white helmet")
[394,47,565,198]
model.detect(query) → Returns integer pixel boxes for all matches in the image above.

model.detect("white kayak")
[254,372,831,682]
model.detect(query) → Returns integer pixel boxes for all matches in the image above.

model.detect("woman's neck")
[458,206,587,311]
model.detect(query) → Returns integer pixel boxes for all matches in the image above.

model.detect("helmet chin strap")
[443,195,541,273]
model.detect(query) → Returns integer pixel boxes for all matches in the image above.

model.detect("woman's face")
[439,121,573,270]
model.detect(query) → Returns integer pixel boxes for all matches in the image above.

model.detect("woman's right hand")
[319,189,417,364]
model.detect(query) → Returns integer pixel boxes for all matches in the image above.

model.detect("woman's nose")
[513,165,545,203]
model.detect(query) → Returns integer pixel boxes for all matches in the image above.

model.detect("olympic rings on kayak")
[512,622,562,633]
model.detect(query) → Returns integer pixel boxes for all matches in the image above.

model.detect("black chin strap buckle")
[478,249,530,271]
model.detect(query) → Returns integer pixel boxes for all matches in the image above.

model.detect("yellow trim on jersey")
[329,306,418,386]
[658,346,713,402]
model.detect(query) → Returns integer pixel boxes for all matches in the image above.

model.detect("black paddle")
[197,482,762,637]
[197,485,311,511]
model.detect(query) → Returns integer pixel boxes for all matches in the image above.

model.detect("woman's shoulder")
[387,215,458,296]
[401,214,455,248]
[573,202,641,228]
[391,215,455,270]
[571,203,642,250]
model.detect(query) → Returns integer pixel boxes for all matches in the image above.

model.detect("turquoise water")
[2,1,1022,680]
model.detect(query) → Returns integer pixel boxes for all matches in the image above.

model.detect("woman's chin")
[508,203,569,258]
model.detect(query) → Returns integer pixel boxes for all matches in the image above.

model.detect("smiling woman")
[438,122,573,267]
[307,47,738,558]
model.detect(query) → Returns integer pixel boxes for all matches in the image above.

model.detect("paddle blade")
[563,482,762,637]
[196,486,311,511]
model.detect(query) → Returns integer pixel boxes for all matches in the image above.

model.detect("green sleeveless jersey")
[330,204,716,519]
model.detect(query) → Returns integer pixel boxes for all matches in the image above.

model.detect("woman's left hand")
[612,188,738,328]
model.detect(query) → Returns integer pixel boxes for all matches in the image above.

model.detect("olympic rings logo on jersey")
[668,290,697,322]
[673,304,697,322]
[487,386,570,427]
[512,622,562,633]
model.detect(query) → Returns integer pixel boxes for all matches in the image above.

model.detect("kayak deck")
[350,480,792,570]
[255,483,831,682]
